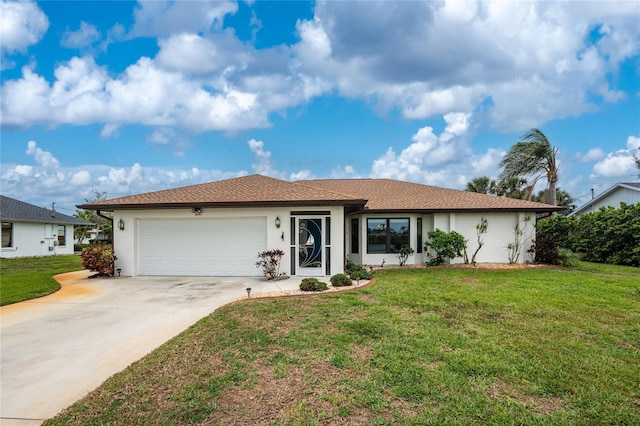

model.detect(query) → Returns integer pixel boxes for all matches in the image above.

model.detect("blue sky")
[1,0,639,215]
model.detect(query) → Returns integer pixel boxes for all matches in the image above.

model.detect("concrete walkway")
[0,271,315,425]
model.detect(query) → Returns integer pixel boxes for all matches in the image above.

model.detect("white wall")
[0,222,75,258]
[351,211,535,267]
[112,206,345,277]
[585,187,640,214]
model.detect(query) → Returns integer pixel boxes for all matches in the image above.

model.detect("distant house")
[0,195,91,258]
[571,182,640,216]
[78,174,560,277]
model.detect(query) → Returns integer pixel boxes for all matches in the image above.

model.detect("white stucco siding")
[352,211,536,267]
[0,222,75,258]
[446,212,535,264]
[588,188,640,213]
[112,206,345,277]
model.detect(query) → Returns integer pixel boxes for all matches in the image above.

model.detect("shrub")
[536,214,576,249]
[350,269,372,281]
[330,273,353,287]
[558,248,580,267]
[299,278,328,292]
[394,244,414,266]
[256,249,285,280]
[424,229,467,266]
[81,245,117,276]
[531,233,560,265]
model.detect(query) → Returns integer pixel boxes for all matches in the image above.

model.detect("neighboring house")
[0,195,92,258]
[77,174,560,277]
[571,182,640,216]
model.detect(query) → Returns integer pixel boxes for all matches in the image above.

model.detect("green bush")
[350,269,372,281]
[424,229,467,266]
[330,273,353,287]
[534,203,640,267]
[81,245,117,276]
[572,203,640,266]
[299,278,328,292]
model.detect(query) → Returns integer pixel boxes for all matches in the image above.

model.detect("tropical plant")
[494,176,529,199]
[394,244,414,266]
[465,176,496,194]
[507,216,532,264]
[470,217,488,264]
[424,229,467,266]
[74,190,113,243]
[533,188,576,213]
[255,249,285,280]
[499,128,559,205]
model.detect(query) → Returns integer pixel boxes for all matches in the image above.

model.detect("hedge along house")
[77,174,560,277]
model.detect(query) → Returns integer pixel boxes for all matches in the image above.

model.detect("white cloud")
[294,0,640,131]
[70,170,91,186]
[130,0,237,37]
[0,0,49,53]
[578,147,605,162]
[61,21,101,49]
[591,134,640,178]
[371,113,472,182]
[26,140,60,170]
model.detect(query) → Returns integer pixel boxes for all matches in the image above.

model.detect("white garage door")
[138,218,267,276]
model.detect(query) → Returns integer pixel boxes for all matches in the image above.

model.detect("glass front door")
[297,217,323,275]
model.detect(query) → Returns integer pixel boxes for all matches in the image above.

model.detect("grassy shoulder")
[0,255,84,306]
[46,262,640,425]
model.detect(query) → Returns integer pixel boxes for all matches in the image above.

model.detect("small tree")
[470,217,488,264]
[507,216,531,264]
[424,230,467,266]
[255,249,285,280]
[395,244,415,266]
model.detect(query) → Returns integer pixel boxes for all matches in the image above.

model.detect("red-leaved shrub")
[81,245,117,276]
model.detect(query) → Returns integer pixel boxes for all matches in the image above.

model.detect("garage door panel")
[138,218,267,276]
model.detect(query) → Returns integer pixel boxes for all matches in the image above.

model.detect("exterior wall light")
[118,219,125,230]
[275,216,281,228]
[192,207,203,216]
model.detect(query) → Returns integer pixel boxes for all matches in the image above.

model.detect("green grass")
[0,255,84,306]
[46,262,640,425]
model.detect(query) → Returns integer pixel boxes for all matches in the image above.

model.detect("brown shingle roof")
[301,178,560,212]
[77,174,560,212]
[77,174,366,209]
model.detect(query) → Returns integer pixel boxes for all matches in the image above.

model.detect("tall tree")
[494,176,528,199]
[465,176,496,194]
[499,128,559,205]
[74,191,113,243]
[533,188,575,214]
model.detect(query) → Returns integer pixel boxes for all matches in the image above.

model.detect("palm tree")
[533,188,575,214]
[494,176,528,199]
[499,128,559,205]
[465,176,496,194]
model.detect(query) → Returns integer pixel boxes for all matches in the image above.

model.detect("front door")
[296,217,323,276]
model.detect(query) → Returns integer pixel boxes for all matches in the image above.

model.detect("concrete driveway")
[0,271,305,425]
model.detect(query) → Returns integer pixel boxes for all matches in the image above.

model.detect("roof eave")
[77,199,367,211]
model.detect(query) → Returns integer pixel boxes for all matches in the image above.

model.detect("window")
[57,225,66,246]
[351,218,359,254]
[2,222,12,248]
[416,218,423,254]
[367,218,410,253]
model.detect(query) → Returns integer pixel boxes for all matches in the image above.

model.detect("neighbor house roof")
[77,174,560,213]
[77,174,367,210]
[1,195,91,225]
[571,182,640,216]
[300,178,560,212]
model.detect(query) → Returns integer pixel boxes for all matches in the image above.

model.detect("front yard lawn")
[47,262,640,425]
[0,255,84,306]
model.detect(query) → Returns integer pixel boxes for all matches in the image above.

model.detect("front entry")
[296,217,324,276]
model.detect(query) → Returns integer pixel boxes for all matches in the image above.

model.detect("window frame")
[2,222,13,248]
[57,224,66,247]
[366,217,410,254]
